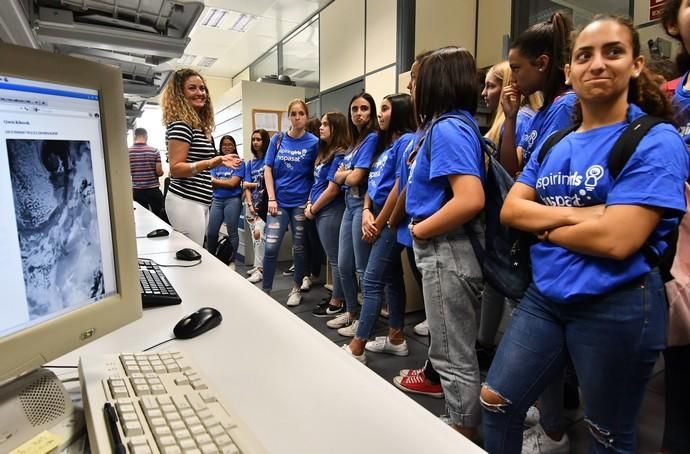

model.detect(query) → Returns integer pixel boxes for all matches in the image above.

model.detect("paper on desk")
[9,431,63,454]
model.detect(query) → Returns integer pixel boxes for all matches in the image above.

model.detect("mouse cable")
[143,337,176,352]
[139,257,203,268]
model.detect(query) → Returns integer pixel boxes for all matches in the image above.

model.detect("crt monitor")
[0,43,141,449]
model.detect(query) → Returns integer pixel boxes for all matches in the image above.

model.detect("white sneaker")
[300,276,312,291]
[413,319,429,336]
[326,312,352,329]
[524,406,540,428]
[246,266,258,276]
[247,270,262,284]
[337,320,359,337]
[286,288,302,307]
[341,344,366,364]
[522,424,570,454]
[228,261,236,271]
[364,336,409,356]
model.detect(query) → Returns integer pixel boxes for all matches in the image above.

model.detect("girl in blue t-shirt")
[482,16,689,454]
[405,46,486,439]
[342,93,415,363]
[499,12,575,177]
[263,99,319,305]
[305,112,350,317]
[660,4,690,452]
[242,128,269,284]
[206,135,245,268]
[326,93,379,333]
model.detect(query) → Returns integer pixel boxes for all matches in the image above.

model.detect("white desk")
[55,204,485,454]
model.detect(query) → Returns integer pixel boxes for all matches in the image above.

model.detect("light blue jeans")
[413,222,484,427]
[356,214,406,340]
[338,192,371,314]
[315,202,345,300]
[262,206,306,292]
[206,196,242,262]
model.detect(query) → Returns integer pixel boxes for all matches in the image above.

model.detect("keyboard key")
[220,445,240,454]
[152,425,172,438]
[140,396,158,411]
[194,433,212,446]
[208,425,225,437]
[199,443,219,453]
[199,391,217,403]
[155,435,177,448]
[149,417,167,428]
[169,420,186,432]
[214,434,234,447]
[174,428,192,440]
[123,420,144,436]
[162,446,182,454]
[189,424,206,436]
[179,438,197,450]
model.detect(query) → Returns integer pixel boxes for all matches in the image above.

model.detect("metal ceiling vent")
[257,74,296,86]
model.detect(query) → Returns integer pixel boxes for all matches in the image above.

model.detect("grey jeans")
[414,223,484,427]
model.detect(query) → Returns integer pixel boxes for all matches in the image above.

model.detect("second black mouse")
[176,247,201,261]
[147,228,169,238]
[173,307,222,339]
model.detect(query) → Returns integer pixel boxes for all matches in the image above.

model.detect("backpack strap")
[536,125,578,165]
[607,115,666,178]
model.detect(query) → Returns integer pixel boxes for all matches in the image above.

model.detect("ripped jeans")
[262,205,306,292]
[482,272,667,454]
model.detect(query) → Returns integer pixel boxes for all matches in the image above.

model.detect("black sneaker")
[312,303,344,318]
[282,264,295,276]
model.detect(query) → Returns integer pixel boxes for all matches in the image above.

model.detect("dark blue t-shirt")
[406,111,484,219]
[341,132,378,191]
[396,129,424,247]
[245,156,265,184]
[518,104,689,303]
[310,152,345,210]
[211,160,245,199]
[265,132,319,208]
[519,92,577,164]
[673,71,690,147]
[368,133,413,208]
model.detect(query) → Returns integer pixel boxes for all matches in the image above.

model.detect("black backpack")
[251,133,283,221]
[213,234,234,265]
[424,113,532,299]
[538,115,678,282]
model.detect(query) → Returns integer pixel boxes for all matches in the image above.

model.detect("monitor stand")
[0,368,84,452]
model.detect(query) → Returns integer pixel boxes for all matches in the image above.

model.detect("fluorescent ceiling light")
[229,13,256,32]
[201,8,227,28]
[197,57,218,68]
[178,54,196,65]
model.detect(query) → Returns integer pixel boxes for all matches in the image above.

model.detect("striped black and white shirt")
[166,121,216,205]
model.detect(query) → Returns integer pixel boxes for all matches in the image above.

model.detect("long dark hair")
[570,15,674,123]
[662,0,690,74]
[348,92,379,147]
[414,46,478,128]
[511,12,573,106]
[251,128,270,158]
[374,93,415,161]
[316,112,351,166]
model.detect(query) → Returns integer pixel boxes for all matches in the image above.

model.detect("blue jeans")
[315,203,345,300]
[206,196,241,262]
[356,218,406,340]
[482,272,667,454]
[414,224,484,427]
[262,206,306,291]
[338,193,371,314]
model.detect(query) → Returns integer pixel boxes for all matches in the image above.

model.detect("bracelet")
[309,205,315,215]
[268,199,276,202]
[207,159,213,170]
[363,207,371,212]
[190,162,198,175]
[542,229,551,242]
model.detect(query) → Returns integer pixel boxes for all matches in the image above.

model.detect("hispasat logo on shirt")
[679,122,690,138]
[537,165,605,207]
[279,148,307,169]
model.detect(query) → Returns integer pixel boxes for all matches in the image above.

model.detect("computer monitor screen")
[0,43,141,385]
[0,76,117,338]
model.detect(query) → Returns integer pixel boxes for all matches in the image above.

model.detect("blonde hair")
[484,61,543,145]
[161,69,214,136]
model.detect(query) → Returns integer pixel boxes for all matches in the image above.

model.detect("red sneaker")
[393,372,443,398]
[399,367,424,377]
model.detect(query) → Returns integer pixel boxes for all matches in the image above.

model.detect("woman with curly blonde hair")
[161,68,239,245]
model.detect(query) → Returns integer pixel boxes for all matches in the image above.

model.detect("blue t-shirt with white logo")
[519,104,689,303]
[265,132,319,208]
[673,71,690,147]
[406,111,484,219]
[519,92,576,164]
[310,152,345,210]
[244,156,265,184]
[211,160,245,199]
[368,133,413,208]
[341,132,378,191]
[396,129,424,247]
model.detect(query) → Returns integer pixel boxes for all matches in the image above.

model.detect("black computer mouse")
[147,228,169,238]
[176,248,201,261]
[173,307,222,339]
